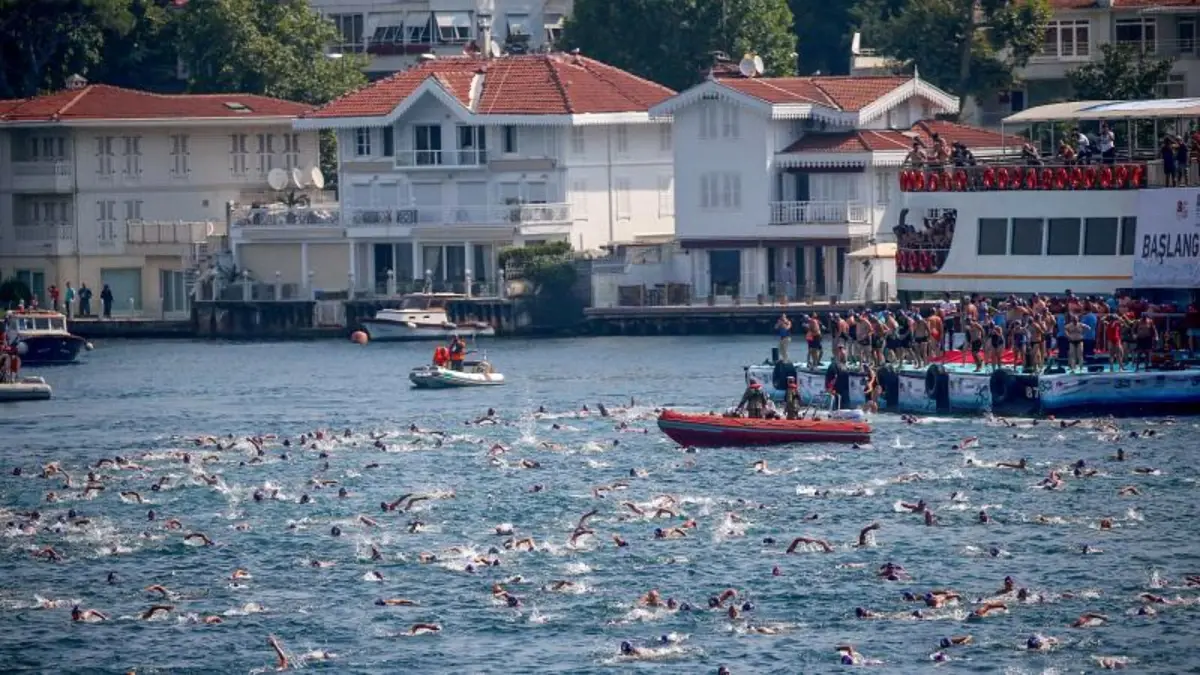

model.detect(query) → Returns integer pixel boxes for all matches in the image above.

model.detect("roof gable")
[779,120,1022,155]
[650,74,959,126]
[0,84,310,124]
[299,54,675,127]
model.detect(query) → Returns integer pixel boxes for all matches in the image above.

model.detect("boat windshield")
[400,297,448,310]
[5,316,64,331]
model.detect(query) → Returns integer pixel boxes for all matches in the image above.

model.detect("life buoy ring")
[1070,167,1084,189]
[907,250,919,271]
[939,172,952,191]
[932,249,945,270]
[1084,166,1097,188]
[1100,166,1114,189]
[913,171,926,191]
[953,170,968,191]
[1115,165,1129,188]
[919,250,932,272]
[1054,167,1068,189]
[899,170,911,191]
[926,171,939,192]
[1024,168,1037,190]
[1131,164,1144,187]
[1012,168,1025,190]
[1040,168,1053,190]
[982,167,995,189]
[924,364,946,400]
[894,250,904,272]
[996,168,1009,190]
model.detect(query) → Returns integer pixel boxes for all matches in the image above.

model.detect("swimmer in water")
[140,604,174,620]
[971,601,1007,618]
[996,458,1028,470]
[375,598,418,606]
[267,635,289,670]
[407,623,441,635]
[72,605,109,622]
[857,522,881,547]
[1071,612,1108,627]
[184,532,214,546]
[787,536,833,553]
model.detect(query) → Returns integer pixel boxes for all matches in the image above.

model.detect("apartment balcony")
[231,202,573,240]
[770,201,870,225]
[125,220,222,256]
[393,149,489,170]
[10,223,73,255]
[11,161,73,193]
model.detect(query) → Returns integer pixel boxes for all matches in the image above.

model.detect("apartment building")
[229,50,675,295]
[310,0,574,77]
[0,76,317,315]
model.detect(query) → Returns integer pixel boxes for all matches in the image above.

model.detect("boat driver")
[736,381,769,419]
[448,335,466,371]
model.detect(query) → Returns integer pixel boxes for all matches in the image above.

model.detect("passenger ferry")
[3,309,88,364]
[881,97,1200,414]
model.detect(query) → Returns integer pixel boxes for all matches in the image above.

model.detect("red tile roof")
[0,84,311,123]
[303,54,675,119]
[781,120,1022,153]
[716,75,911,111]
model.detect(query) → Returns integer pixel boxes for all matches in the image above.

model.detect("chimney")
[477,11,494,58]
[65,73,88,90]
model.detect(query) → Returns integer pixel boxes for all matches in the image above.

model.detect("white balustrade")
[769,201,869,225]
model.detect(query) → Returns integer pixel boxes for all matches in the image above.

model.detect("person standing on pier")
[64,283,75,319]
[775,314,792,362]
[78,284,92,317]
[48,284,60,312]
[100,284,114,319]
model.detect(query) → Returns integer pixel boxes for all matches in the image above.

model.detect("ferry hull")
[657,410,872,447]
[1038,368,1200,413]
[747,362,1040,416]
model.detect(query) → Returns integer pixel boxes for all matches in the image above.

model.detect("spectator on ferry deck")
[1162,136,1178,187]
[1081,304,1098,358]
[1175,135,1189,186]
[1073,127,1092,163]
[1057,140,1076,165]
[1021,142,1042,167]
[1097,123,1116,164]
[905,140,927,168]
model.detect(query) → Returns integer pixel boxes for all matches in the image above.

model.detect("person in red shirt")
[1104,314,1128,372]
[48,285,60,312]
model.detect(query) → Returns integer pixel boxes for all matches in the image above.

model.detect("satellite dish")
[290,167,306,189]
[753,55,764,75]
[738,54,757,78]
[267,168,288,191]
[308,167,326,190]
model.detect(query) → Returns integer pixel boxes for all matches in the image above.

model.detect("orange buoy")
[350,330,369,344]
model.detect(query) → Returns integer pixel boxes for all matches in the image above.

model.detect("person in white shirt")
[1098,123,1115,164]
[1074,128,1092,164]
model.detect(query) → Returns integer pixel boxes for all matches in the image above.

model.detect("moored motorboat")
[409,361,505,388]
[657,409,871,448]
[361,293,496,342]
[0,376,52,401]
[4,309,88,364]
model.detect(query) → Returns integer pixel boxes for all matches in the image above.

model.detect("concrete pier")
[70,318,193,340]
[584,300,910,336]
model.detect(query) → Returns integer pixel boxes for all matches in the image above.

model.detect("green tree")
[0,0,135,98]
[561,0,796,91]
[1067,43,1174,100]
[857,0,1051,98]
[790,0,854,75]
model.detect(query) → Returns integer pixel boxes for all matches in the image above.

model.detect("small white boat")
[0,376,53,401]
[361,293,496,342]
[4,309,88,364]
[409,362,506,388]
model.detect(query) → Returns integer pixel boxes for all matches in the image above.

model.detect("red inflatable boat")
[656,410,872,448]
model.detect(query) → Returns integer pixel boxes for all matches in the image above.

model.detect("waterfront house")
[235,49,675,296]
[310,0,575,78]
[593,69,1017,307]
[0,76,316,316]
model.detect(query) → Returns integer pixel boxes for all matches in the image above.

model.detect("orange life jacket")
[433,346,450,365]
[449,340,465,361]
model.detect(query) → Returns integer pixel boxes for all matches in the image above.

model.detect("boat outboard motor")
[772,361,797,391]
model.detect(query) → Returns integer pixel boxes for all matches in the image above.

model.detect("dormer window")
[224,101,251,112]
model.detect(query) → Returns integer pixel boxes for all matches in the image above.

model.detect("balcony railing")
[231,203,572,229]
[13,223,73,241]
[126,219,217,245]
[12,161,72,176]
[770,200,869,225]
[393,149,488,168]
[897,161,1167,192]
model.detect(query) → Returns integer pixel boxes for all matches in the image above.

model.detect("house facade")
[0,78,317,316]
[232,52,674,296]
[590,71,1017,307]
[310,0,574,77]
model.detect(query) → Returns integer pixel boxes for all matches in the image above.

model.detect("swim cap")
[620,641,634,654]
[940,637,951,648]
[1027,635,1043,649]
[841,654,855,665]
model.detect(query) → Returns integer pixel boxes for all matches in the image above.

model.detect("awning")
[848,242,897,259]
[435,11,472,29]
[367,12,403,35]
[506,13,534,37]
[1003,98,1200,124]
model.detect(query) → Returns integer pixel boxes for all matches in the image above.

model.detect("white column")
[464,240,473,295]
[689,249,699,299]
[348,240,357,297]
[823,245,838,297]
[300,242,309,294]
[411,239,421,287]
[803,246,816,298]
[490,243,499,295]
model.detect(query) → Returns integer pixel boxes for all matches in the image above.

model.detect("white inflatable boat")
[409,362,505,388]
[0,376,53,401]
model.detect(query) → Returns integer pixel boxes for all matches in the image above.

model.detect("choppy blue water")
[2,336,1198,674]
